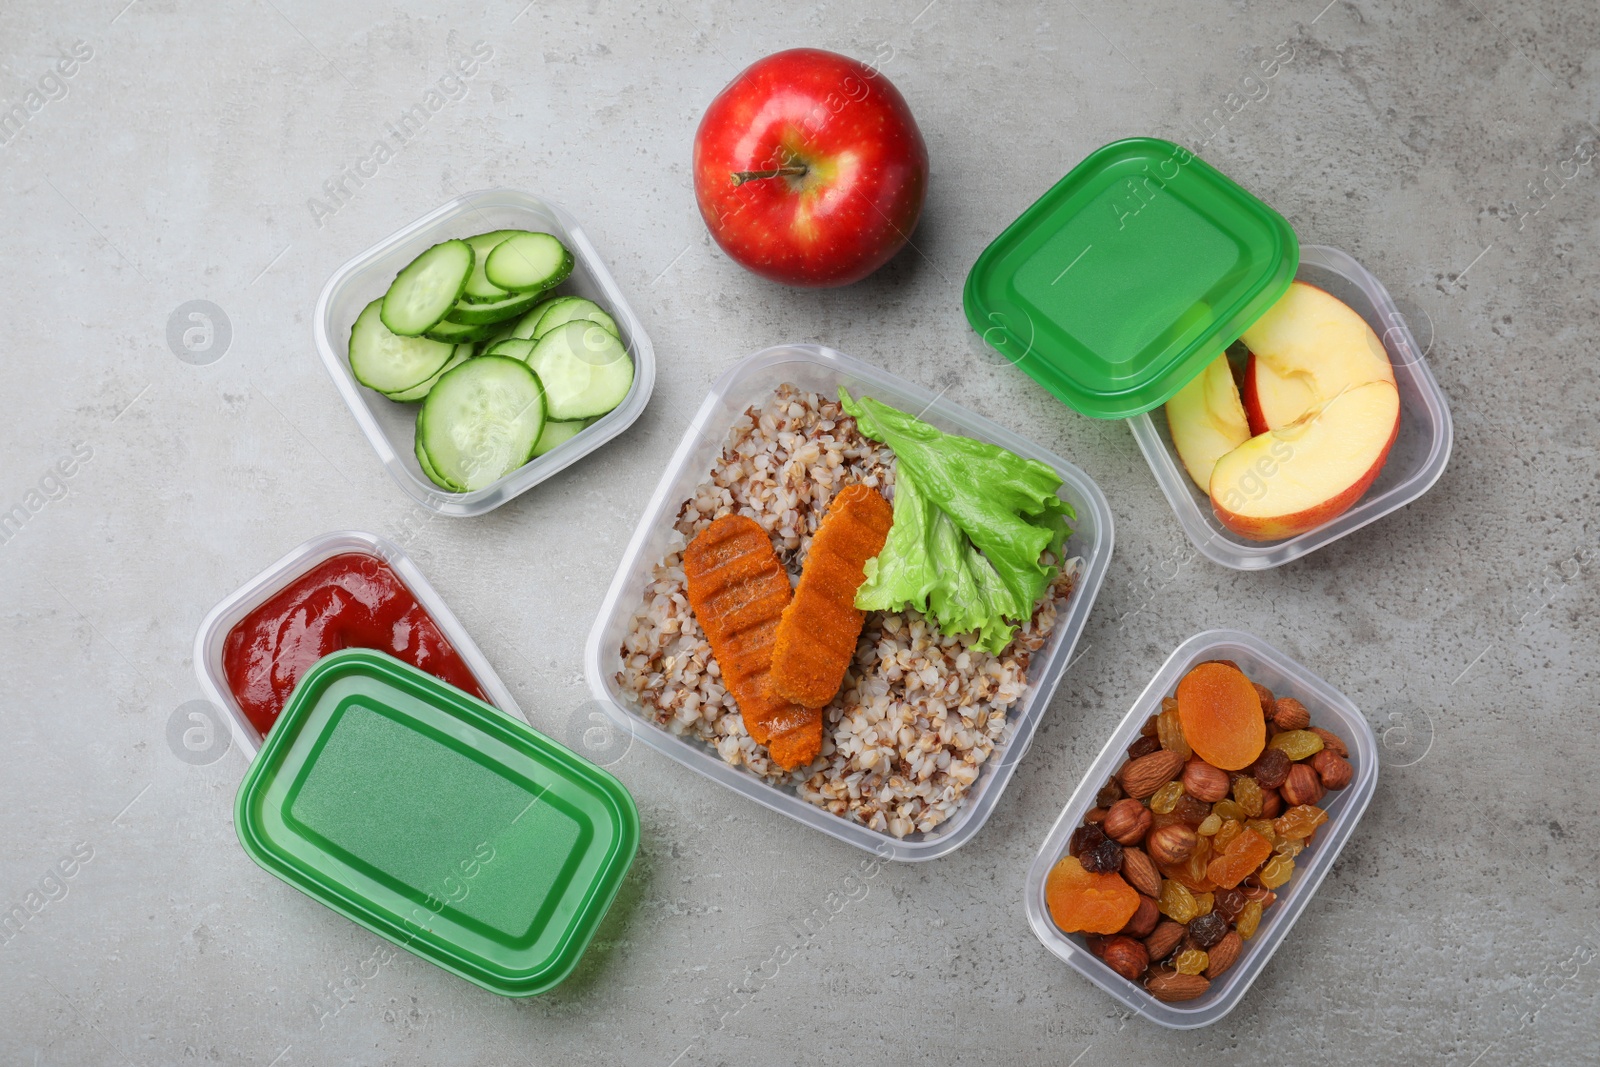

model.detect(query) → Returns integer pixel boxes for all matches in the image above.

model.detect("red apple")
[693,48,929,288]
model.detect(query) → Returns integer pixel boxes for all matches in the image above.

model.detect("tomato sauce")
[223,552,486,735]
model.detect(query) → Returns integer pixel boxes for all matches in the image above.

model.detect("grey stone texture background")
[2,0,1597,1064]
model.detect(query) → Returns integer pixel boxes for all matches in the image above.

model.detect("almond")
[1181,758,1230,802]
[1117,750,1185,799]
[1272,696,1311,730]
[1143,920,1186,962]
[1205,931,1242,979]
[1147,971,1210,1002]
[1309,726,1348,758]
[1120,847,1162,898]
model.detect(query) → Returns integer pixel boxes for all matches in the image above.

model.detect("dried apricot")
[1045,856,1141,934]
[1175,662,1266,771]
[1206,829,1274,890]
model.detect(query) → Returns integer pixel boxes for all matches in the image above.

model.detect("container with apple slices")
[964,138,1452,570]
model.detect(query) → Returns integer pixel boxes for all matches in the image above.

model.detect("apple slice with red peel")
[1210,380,1401,541]
[1241,281,1395,433]
[1165,353,1251,491]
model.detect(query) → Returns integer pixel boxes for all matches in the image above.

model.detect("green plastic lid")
[964,137,1298,419]
[234,649,639,997]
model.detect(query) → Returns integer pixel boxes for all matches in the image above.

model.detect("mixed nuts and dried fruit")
[1044,658,1354,1003]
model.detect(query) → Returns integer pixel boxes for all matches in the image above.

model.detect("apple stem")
[730,164,808,187]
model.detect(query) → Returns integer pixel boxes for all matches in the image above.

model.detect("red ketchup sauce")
[223,552,487,736]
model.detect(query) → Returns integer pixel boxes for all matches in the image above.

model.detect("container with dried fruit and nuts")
[1027,634,1375,1024]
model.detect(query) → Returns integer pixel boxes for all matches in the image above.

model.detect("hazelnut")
[1119,894,1160,938]
[1103,799,1153,845]
[1259,788,1283,818]
[1100,935,1149,982]
[1181,758,1230,803]
[1280,764,1325,807]
[1146,824,1199,866]
[1311,750,1353,790]
[1310,727,1348,758]
[1252,681,1274,716]
[1272,697,1311,731]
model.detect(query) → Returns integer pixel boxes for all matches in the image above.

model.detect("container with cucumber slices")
[314,190,656,517]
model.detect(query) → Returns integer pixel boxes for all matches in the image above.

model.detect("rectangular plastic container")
[1024,629,1377,1027]
[194,530,523,760]
[313,189,656,517]
[584,344,1114,861]
[1129,245,1453,569]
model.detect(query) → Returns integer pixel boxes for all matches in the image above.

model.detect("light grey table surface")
[3,1,1597,1064]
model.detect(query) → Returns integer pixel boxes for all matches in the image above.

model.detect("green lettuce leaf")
[843,390,1075,653]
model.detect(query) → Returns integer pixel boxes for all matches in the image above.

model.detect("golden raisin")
[1157,707,1192,761]
[1273,837,1305,859]
[1232,776,1264,817]
[1197,813,1222,836]
[1150,781,1184,814]
[1274,805,1329,840]
[1193,892,1215,916]
[1212,799,1245,822]
[1158,879,1198,924]
[1236,900,1263,939]
[1245,818,1278,846]
[1267,729,1325,761]
[1214,818,1243,851]
[1258,855,1295,889]
[1173,949,1209,975]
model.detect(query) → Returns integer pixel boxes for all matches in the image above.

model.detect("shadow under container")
[585,343,1115,861]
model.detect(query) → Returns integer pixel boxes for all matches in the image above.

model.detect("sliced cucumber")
[472,318,519,355]
[384,344,471,402]
[349,299,456,393]
[380,239,473,336]
[484,232,573,293]
[532,417,593,458]
[484,338,536,362]
[530,296,619,340]
[415,432,461,490]
[445,286,547,326]
[460,230,519,304]
[510,296,565,340]
[417,356,546,491]
[527,320,634,421]
[424,318,501,344]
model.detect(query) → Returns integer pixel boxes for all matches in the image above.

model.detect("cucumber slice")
[415,431,462,491]
[472,318,520,355]
[460,230,519,304]
[510,296,565,340]
[532,418,593,457]
[445,286,547,325]
[527,320,634,420]
[384,344,471,402]
[530,296,619,340]
[417,356,546,491]
[424,318,501,344]
[484,338,536,362]
[348,299,456,393]
[484,232,573,292]
[380,239,473,336]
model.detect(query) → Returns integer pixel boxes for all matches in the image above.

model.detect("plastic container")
[584,344,1114,861]
[194,530,521,760]
[1024,630,1377,1028]
[235,649,639,996]
[964,137,1298,420]
[313,189,656,516]
[1129,245,1453,569]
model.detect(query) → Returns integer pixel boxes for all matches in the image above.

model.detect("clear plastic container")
[583,344,1114,861]
[1128,245,1453,569]
[193,530,524,760]
[313,190,656,517]
[1024,629,1377,1027]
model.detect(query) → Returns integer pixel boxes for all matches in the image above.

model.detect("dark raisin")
[1212,888,1248,922]
[1252,748,1291,790]
[1172,794,1212,827]
[1069,823,1107,858]
[1126,734,1162,760]
[1187,913,1228,949]
[1096,779,1126,808]
[1081,837,1124,874]
[1139,714,1160,737]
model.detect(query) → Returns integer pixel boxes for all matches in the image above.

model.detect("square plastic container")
[584,344,1114,861]
[194,530,523,760]
[1024,630,1377,1027]
[1129,245,1454,569]
[235,649,638,997]
[313,189,656,517]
